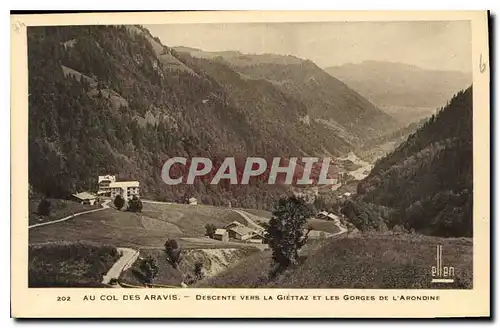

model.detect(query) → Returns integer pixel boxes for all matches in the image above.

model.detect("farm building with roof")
[213,229,229,242]
[227,225,255,241]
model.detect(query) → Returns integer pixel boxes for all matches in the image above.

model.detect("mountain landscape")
[27,24,474,290]
[197,86,474,289]
[351,87,473,237]
[28,25,396,209]
[325,61,472,124]
[174,47,398,144]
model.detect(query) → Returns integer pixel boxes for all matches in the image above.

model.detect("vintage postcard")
[11,11,490,318]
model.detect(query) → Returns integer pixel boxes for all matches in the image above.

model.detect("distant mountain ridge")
[175,47,398,144]
[173,47,306,66]
[325,60,472,124]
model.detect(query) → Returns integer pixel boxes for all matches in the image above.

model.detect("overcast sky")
[144,21,471,72]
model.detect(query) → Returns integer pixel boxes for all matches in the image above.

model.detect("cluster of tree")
[354,88,473,237]
[401,189,472,237]
[339,199,391,232]
[113,195,142,212]
[312,195,341,214]
[127,196,143,213]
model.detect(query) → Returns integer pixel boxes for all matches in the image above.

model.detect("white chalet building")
[109,181,140,201]
[98,175,140,201]
[97,175,116,196]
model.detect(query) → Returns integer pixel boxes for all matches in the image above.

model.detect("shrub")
[164,239,182,268]
[205,223,216,238]
[194,261,204,280]
[127,195,143,212]
[37,198,51,216]
[114,195,125,210]
[137,256,159,284]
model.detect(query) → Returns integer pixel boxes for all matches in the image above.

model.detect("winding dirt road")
[233,209,347,238]
[28,200,111,229]
[231,209,265,232]
[101,247,139,284]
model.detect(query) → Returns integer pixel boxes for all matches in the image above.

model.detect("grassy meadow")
[201,233,472,289]
[29,208,176,248]
[29,198,99,226]
[28,242,119,287]
[29,202,242,247]
[28,200,472,290]
[243,209,273,219]
[141,202,241,235]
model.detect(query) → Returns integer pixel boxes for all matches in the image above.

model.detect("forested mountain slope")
[175,48,398,144]
[28,25,394,209]
[354,87,473,237]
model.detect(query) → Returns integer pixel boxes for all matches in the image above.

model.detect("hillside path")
[233,209,348,238]
[142,199,175,205]
[102,247,139,285]
[231,209,265,232]
[28,200,111,229]
[332,221,348,236]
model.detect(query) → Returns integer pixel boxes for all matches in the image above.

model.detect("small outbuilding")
[327,213,340,221]
[224,221,244,230]
[247,232,266,244]
[72,192,97,205]
[227,225,255,241]
[317,211,329,218]
[213,229,229,243]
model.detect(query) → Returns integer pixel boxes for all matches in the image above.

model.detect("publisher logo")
[431,245,455,283]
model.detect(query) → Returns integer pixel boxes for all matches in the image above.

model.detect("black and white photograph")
[25,19,476,290]
[10,10,490,318]
[6,11,493,318]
